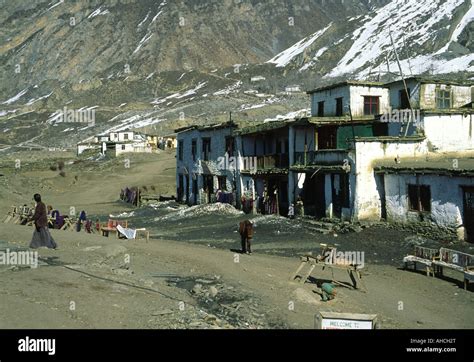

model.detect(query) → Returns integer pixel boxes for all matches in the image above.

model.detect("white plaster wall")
[115,143,134,156]
[353,140,429,221]
[311,86,350,117]
[422,113,474,151]
[177,127,235,204]
[384,174,474,227]
[110,132,134,142]
[422,84,472,109]
[77,144,98,155]
[349,85,390,117]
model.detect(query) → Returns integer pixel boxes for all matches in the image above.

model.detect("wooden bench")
[404,246,474,290]
[403,246,439,277]
[432,248,474,290]
[101,219,128,238]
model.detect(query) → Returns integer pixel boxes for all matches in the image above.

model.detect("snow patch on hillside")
[267,23,332,67]
[88,7,109,19]
[2,88,28,105]
[327,0,467,77]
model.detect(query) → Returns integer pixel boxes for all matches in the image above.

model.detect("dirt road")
[0,151,472,329]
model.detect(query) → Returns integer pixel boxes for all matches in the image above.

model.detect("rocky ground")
[0,151,473,329]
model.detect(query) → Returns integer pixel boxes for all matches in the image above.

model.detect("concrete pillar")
[325,173,333,218]
[288,126,295,205]
[235,135,244,208]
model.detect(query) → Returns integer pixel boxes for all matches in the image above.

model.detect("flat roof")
[384,76,474,87]
[174,121,237,134]
[374,154,474,175]
[294,115,377,125]
[234,120,290,136]
[307,81,384,94]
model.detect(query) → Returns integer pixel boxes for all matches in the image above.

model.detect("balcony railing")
[242,153,289,171]
[293,150,348,166]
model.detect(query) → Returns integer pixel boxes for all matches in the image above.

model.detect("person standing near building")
[239,219,254,254]
[30,194,57,249]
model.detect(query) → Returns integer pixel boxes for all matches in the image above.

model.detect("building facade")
[175,76,474,241]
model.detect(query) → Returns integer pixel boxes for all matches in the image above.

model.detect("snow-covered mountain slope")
[268,0,474,78]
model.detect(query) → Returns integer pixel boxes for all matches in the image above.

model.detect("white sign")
[316,312,378,329]
[321,318,373,330]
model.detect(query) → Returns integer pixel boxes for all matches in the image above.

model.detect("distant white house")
[285,85,302,93]
[77,130,157,157]
[251,76,266,82]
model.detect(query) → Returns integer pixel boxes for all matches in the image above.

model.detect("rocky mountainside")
[0,0,473,151]
[267,0,474,79]
[0,0,380,94]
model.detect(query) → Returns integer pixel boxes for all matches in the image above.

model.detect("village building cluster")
[77,131,177,157]
[175,76,474,242]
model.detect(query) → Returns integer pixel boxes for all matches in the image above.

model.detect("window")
[191,139,197,161]
[340,173,350,208]
[124,133,129,140]
[318,126,337,149]
[225,136,235,156]
[178,140,183,161]
[363,96,380,115]
[317,101,324,117]
[202,138,211,161]
[335,97,343,116]
[399,88,410,109]
[435,88,451,109]
[408,184,431,212]
[121,145,126,150]
[218,176,227,191]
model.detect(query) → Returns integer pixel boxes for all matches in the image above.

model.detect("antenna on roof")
[402,34,413,76]
[389,28,413,137]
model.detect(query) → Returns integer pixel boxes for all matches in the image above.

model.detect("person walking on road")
[30,194,57,249]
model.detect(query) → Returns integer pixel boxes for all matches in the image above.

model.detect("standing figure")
[239,219,254,254]
[30,194,57,249]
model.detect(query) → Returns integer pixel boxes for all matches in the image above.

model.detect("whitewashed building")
[174,76,474,241]
[77,130,157,157]
[175,122,237,205]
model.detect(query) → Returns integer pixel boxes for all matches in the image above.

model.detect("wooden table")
[291,254,366,291]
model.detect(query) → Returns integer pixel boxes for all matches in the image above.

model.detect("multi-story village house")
[175,76,474,241]
[175,122,237,206]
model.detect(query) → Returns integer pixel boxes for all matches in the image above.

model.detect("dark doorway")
[331,174,343,219]
[375,174,387,220]
[317,101,324,117]
[399,88,411,108]
[463,187,474,242]
[303,173,326,218]
[178,175,184,202]
[185,175,190,204]
[192,178,197,205]
[203,175,214,203]
[335,97,343,116]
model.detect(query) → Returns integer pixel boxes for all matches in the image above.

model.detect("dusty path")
[0,223,472,329]
[0,151,472,329]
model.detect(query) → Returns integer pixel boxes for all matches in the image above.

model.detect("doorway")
[463,187,474,242]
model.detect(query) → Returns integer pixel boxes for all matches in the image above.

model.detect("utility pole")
[389,29,414,137]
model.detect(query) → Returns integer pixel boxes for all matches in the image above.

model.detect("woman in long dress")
[30,194,57,249]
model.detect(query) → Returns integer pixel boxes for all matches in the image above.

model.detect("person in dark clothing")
[30,194,57,249]
[239,219,254,254]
